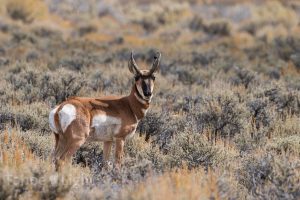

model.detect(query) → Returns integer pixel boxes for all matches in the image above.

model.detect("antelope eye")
[151,76,156,81]
[135,76,140,81]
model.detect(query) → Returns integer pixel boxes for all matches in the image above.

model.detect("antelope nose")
[144,91,152,97]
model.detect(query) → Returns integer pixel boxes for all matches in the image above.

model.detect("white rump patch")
[58,104,76,132]
[49,106,59,133]
[91,115,121,141]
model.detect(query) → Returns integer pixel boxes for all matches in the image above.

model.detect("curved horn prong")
[128,51,141,75]
[149,52,161,75]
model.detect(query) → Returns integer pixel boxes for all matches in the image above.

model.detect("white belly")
[90,115,121,141]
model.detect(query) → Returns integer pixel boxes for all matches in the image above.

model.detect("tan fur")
[50,52,160,169]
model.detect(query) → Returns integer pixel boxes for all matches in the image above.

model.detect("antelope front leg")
[103,141,112,168]
[115,138,125,169]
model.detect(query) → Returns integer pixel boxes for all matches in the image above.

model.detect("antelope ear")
[128,51,141,75]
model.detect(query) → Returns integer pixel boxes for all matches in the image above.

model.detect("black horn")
[128,51,141,75]
[149,52,161,75]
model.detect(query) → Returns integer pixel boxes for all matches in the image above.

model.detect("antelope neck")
[128,85,150,120]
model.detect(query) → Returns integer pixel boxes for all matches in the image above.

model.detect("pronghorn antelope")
[49,51,161,169]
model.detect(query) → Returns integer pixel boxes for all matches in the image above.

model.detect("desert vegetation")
[0,0,300,199]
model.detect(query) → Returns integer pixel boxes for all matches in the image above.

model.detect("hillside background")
[0,0,300,199]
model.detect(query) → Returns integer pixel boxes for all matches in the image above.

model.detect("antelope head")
[128,51,161,101]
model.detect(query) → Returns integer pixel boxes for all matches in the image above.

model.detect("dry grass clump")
[196,95,245,140]
[1,0,49,23]
[251,1,298,29]
[0,102,52,132]
[129,1,191,33]
[263,86,300,117]
[138,111,186,145]
[268,135,300,156]
[122,167,238,200]
[272,115,300,137]
[238,154,300,200]
[230,67,258,89]
[166,131,226,169]
[6,66,86,105]
[31,26,62,39]
[0,129,93,200]
[124,135,167,171]
[273,36,300,62]
[247,99,273,130]
[189,17,231,36]
[0,111,35,131]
